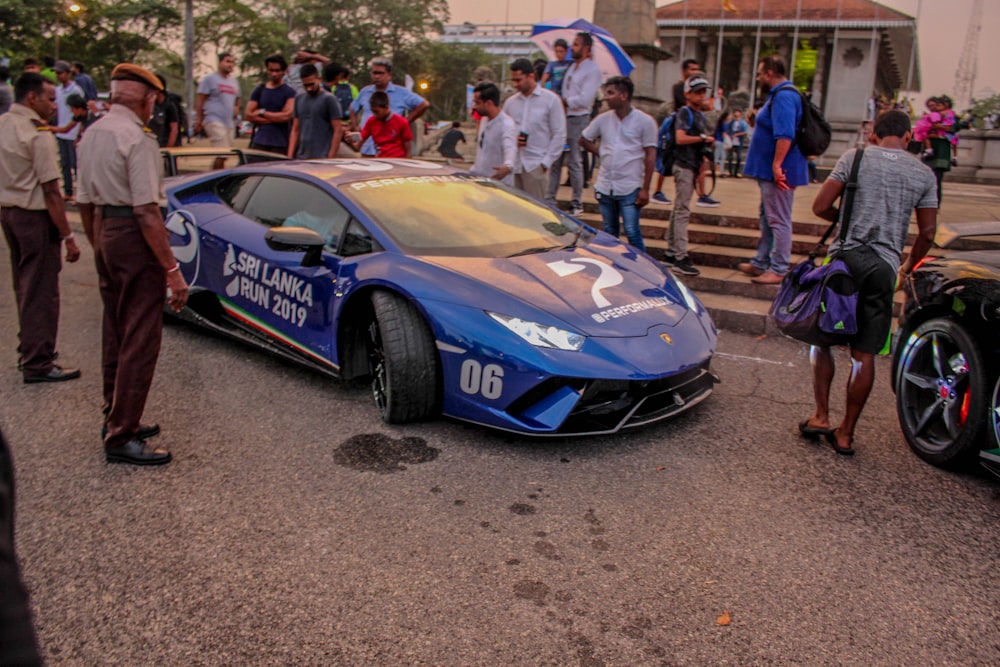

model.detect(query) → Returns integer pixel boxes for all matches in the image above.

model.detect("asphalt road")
[2,239,999,665]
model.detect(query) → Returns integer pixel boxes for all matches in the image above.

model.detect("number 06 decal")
[460,359,504,399]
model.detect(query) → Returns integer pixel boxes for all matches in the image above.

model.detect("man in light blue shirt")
[349,57,428,156]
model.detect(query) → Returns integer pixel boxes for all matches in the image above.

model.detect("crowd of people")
[0,40,961,469]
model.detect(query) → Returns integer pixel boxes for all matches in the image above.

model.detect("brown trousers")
[0,207,62,378]
[94,213,166,447]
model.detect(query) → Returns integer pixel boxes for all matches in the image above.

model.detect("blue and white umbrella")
[530,18,635,80]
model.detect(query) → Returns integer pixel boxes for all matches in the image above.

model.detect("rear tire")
[894,318,987,467]
[367,291,440,424]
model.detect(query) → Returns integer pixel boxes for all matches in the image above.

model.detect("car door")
[197,174,350,367]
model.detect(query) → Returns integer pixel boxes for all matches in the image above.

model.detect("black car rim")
[897,330,972,452]
[367,320,388,415]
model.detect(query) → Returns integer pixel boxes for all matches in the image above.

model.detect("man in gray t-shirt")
[802,110,937,456]
[287,64,342,159]
[194,52,241,159]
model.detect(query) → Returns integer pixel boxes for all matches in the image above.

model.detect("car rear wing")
[934,221,1000,250]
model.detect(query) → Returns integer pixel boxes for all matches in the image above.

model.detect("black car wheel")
[366,291,440,424]
[895,318,988,467]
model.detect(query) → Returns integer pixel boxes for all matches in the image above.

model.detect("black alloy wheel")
[895,318,988,467]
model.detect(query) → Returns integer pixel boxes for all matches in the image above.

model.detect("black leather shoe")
[101,423,161,441]
[24,365,81,383]
[105,438,172,466]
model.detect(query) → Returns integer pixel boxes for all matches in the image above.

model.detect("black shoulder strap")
[837,146,865,243]
[813,147,864,255]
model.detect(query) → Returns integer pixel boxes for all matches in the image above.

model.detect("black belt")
[101,205,135,218]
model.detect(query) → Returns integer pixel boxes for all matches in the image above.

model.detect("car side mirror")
[265,227,325,267]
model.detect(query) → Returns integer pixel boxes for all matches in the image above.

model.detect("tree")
[394,40,494,120]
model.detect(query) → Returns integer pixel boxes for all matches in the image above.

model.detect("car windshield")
[342,175,584,257]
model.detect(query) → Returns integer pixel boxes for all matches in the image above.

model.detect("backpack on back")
[657,106,692,175]
[333,83,353,120]
[775,86,831,157]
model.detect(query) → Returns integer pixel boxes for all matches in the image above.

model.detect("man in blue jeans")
[580,75,657,252]
[737,55,808,284]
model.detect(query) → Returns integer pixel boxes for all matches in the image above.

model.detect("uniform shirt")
[0,104,60,210]
[360,112,412,158]
[54,81,83,141]
[582,107,658,196]
[500,85,566,174]
[470,112,517,186]
[742,81,809,186]
[827,147,938,272]
[76,105,164,208]
[350,83,425,156]
[561,58,602,117]
[197,72,240,127]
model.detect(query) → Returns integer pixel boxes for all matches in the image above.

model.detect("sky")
[445,0,1000,106]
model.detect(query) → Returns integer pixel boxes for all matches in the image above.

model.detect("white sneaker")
[570,207,584,216]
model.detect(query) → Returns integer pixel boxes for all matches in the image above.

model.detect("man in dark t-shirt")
[288,64,342,159]
[245,54,297,154]
[150,76,181,148]
[437,121,466,161]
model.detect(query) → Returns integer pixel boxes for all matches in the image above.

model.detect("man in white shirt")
[547,32,603,215]
[580,76,657,252]
[470,82,516,186]
[501,58,566,202]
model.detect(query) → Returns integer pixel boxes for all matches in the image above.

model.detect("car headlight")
[671,275,701,313]
[487,312,585,351]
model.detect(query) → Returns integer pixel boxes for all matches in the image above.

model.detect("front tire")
[895,318,987,467]
[367,291,440,424]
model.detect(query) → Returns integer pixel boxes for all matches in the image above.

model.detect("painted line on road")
[715,352,795,367]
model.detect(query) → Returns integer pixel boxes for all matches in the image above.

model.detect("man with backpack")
[738,55,809,285]
[660,75,714,277]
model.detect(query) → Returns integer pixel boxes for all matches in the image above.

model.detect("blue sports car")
[164,158,718,435]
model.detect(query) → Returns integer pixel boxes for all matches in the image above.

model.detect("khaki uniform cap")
[110,63,164,91]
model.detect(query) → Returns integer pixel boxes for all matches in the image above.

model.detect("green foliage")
[393,40,493,119]
[1,0,454,95]
[968,94,1000,128]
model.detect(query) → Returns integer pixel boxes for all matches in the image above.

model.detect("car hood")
[420,244,692,337]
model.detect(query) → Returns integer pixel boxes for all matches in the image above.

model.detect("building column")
[738,37,754,93]
[778,35,792,66]
[811,35,828,110]
[704,36,717,85]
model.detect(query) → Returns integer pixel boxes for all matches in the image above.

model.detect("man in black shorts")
[804,110,937,455]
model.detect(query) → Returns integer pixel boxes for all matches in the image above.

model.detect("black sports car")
[892,221,1000,475]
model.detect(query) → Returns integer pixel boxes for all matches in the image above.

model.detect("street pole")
[185,0,194,141]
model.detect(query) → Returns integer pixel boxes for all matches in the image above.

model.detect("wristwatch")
[258,109,266,117]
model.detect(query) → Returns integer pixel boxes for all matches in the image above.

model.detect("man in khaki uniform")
[77,63,189,466]
[0,72,82,383]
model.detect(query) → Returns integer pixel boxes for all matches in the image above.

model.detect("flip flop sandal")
[798,420,834,439]
[824,431,855,456]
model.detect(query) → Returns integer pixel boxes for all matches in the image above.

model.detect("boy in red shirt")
[346,91,412,158]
